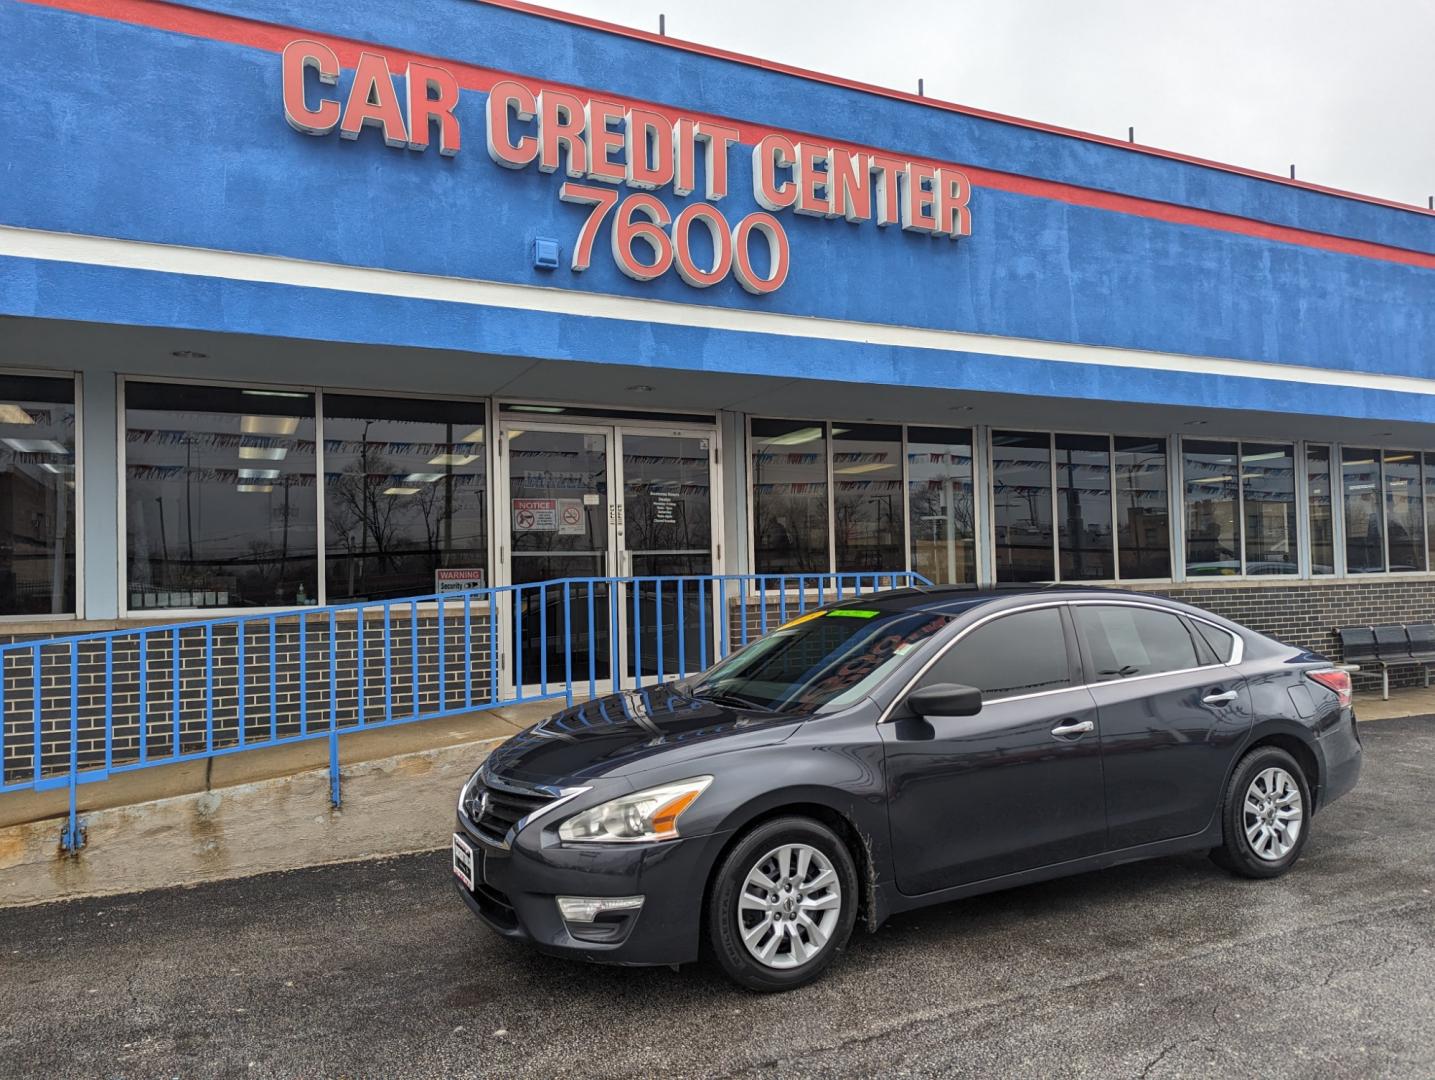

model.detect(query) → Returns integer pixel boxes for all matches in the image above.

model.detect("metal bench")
[1336,623,1435,700]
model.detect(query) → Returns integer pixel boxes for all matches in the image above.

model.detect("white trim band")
[3,224,1433,397]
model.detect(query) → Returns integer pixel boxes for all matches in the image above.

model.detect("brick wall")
[1,610,495,786]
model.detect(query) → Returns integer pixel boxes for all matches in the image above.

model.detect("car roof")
[834,584,1182,618]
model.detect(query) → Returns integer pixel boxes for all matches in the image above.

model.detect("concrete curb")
[0,733,503,908]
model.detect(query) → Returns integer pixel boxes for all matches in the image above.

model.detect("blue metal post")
[563,583,573,707]
[62,643,82,851]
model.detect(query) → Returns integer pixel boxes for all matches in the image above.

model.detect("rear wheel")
[1211,746,1310,878]
[708,817,858,992]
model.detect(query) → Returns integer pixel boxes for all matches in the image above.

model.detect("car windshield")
[689,607,953,714]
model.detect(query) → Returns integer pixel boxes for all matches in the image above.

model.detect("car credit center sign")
[281,41,973,294]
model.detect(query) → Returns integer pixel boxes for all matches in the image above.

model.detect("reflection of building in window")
[0,376,77,616]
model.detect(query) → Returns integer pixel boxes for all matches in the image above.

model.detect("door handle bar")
[1050,719,1094,737]
[1202,690,1239,705]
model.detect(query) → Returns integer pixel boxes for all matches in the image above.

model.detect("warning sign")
[435,568,486,593]
[512,498,557,532]
[558,500,586,536]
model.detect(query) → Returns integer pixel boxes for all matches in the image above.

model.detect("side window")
[1074,605,1202,682]
[919,607,1072,703]
[1191,620,1237,663]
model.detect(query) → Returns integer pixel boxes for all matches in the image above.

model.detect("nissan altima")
[452,587,1361,991]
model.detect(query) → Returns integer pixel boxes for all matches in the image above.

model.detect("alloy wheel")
[737,843,843,969]
[1243,766,1304,861]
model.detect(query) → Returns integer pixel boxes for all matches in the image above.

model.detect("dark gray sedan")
[453,587,1361,991]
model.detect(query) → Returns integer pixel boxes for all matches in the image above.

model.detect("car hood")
[482,684,806,785]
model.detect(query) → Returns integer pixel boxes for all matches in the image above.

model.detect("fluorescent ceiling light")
[1192,476,1233,484]
[3,438,68,454]
[404,472,445,483]
[237,484,273,493]
[39,463,75,474]
[1240,451,1289,463]
[762,426,824,447]
[241,416,299,436]
[382,486,420,496]
[508,404,566,413]
[505,430,524,441]
[238,468,280,480]
[239,446,288,461]
[427,454,479,467]
[835,463,896,475]
[242,389,308,399]
[459,428,485,444]
[0,404,34,425]
[1384,454,1415,463]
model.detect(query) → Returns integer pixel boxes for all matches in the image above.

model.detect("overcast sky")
[533,0,1435,210]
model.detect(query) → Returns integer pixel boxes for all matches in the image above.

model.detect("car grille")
[465,775,556,847]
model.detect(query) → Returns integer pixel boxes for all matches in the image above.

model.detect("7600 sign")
[560,183,789,294]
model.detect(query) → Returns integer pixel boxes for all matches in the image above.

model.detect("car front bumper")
[453,812,733,967]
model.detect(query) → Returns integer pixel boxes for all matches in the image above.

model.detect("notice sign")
[558,500,586,536]
[513,498,558,532]
[652,493,679,524]
[436,568,485,593]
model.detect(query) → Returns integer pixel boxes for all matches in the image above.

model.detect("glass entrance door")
[501,421,719,694]
[619,430,717,681]
[503,425,615,691]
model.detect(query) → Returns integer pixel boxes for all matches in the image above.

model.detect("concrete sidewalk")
[0,699,563,829]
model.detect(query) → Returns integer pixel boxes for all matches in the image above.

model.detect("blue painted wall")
[2,0,1433,405]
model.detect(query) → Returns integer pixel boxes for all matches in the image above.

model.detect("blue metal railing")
[0,571,929,850]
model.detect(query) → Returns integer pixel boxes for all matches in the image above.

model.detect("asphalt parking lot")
[3,715,1433,1080]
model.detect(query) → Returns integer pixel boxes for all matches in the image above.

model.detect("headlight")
[458,766,483,816]
[558,777,712,843]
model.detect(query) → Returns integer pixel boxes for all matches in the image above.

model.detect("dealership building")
[3,0,1435,696]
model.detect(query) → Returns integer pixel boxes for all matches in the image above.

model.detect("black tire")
[707,816,858,992]
[1211,745,1312,879]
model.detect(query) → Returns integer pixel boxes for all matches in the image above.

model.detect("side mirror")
[906,682,983,718]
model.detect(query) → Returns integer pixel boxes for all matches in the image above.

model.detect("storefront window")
[751,419,829,575]
[1183,440,1240,576]
[1307,445,1335,575]
[1055,433,1113,581]
[0,374,77,615]
[323,395,487,602]
[906,427,974,585]
[1383,450,1424,573]
[1426,453,1435,574]
[1241,443,1296,574]
[992,431,1053,583]
[1342,448,1384,574]
[833,424,902,573]
[1114,436,1170,579]
[125,383,318,609]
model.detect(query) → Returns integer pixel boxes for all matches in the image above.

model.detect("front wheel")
[707,817,858,992]
[1211,746,1311,879]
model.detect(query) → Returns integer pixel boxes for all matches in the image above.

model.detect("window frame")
[987,427,1174,587]
[0,367,83,622]
[117,376,493,618]
[746,415,978,587]
[1175,434,1300,581]
[881,598,1244,722]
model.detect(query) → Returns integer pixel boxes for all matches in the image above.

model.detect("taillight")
[1307,669,1353,708]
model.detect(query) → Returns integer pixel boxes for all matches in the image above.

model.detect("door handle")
[1051,719,1094,737]
[1202,690,1239,705]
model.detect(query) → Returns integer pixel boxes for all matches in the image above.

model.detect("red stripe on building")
[18,0,1435,272]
